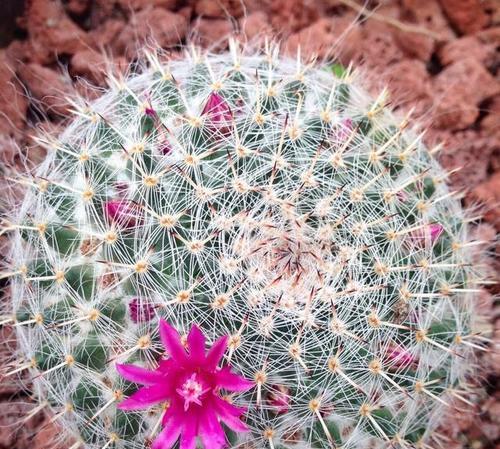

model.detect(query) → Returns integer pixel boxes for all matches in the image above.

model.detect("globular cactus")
[1,40,488,449]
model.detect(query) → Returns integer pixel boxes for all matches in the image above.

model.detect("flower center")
[176,373,209,411]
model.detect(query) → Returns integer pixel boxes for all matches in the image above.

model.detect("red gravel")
[0,1,498,448]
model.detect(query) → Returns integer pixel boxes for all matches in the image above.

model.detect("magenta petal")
[212,396,249,433]
[206,336,228,369]
[179,412,199,449]
[116,363,164,385]
[429,223,444,243]
[215,366,254,392]
[159,319,188,363]
[118,384,171,410]
[104,200,141,228]
[199,408,227,449]
[152,419,182,449]
[188,325,206,361]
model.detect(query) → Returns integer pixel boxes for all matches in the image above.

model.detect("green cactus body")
[4,42,482,449]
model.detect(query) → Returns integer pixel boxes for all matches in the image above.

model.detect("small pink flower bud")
[410,223,444,246]
[267,385,291,414]
[201,92,232,134]
[160,139,173,156]
[333,117,353,141]
[385,343,417,369]
[144,106,157,118]
[128,298,156,323]
[104,200,142,228]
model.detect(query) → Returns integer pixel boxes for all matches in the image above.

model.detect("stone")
[439,35,497,66]
[240,11,272,41]
[70,49,129,85]
[432,58,500,129]
[439,0,490,34]
[18,63,75,117]
[467,172,500,230]
[23,0,90,64]
[359,19,406,68]
[65,0,90,16]
[88,19,126,54]
[383,59,432,111]
[116,0,178,11]
[195,0,244,18]
[393,0,454,60]
[116,7,188,58]
[193,18,233,48]
[0,50,28,140]
[285,16,362,64]
[264,0,322,33]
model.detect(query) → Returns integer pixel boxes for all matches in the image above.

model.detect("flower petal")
[179,411,199,449]
[118,384,171,410]
[216,366,254,392]
[206,335,228,369]
[199,407,227,449]
[188,325,206,362]
[115,363,164,385]
[159,319,188,363]
[152,418,182,449]
[212,396,249,433]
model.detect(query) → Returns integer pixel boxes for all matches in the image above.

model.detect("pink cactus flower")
[267,385,291,414]
[201,92,233,134]
[104,200,141,228]
[128,298,156,323]
[117,320,254,449]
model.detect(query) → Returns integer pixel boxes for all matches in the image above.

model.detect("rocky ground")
[0,0,498,448]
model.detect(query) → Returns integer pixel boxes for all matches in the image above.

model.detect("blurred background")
[0,0,498,448]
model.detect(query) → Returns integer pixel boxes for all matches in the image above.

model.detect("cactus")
[1,40,486,449]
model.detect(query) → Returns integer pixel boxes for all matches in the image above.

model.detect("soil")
[0,1,498,448]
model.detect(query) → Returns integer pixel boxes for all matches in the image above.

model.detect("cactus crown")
[2,40,482,449]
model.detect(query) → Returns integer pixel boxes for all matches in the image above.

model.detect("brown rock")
[430,128,496,188]
[18,63,74,117]
[384,59,432,111]
[0,50,28,140]
[195,0,244,18]
[439,35,497,66]
[432,58,500,129]
[116,8,188,58]
[70,49,128,85]
[116,0,178,11]
[481,95,500,151]
[240,11,272,41]
[402,0,455,37]
[0,326,25,396]
[439,0,490,34]
[33,418,68,449]
[24,0,90,64]
[65,0,90,16]
[394,0,454,61]
[88,19,126,52]
[285,16,362,64]
[467,172,500,229]
[88,0,117,26]
[264,0,323,33]
[193,19,233,48]
[359,20,406,68]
